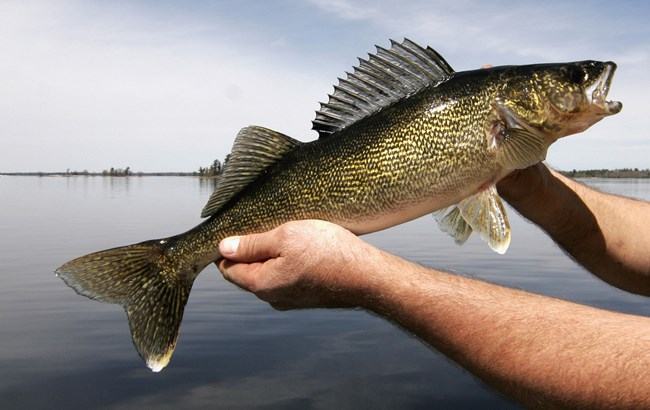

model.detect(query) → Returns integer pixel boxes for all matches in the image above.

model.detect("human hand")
[496,162,553,207]
[217,220,384,310]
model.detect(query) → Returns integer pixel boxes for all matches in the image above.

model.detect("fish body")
[56,39,622,371]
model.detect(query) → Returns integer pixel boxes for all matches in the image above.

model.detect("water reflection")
[584,178,650,201]
[198,176,219,196]
[1,176,649,409]
[101,175,133,197]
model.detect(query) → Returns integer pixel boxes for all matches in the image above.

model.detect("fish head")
[497,61,622,141]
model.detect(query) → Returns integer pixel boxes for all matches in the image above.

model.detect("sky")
[1,0,648,172]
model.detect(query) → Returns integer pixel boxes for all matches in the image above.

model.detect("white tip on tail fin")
[55,239,195,372]
[147,352,173,372]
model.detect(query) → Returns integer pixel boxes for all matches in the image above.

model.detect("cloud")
[0,1,328,172]
[307,0,645,62]
[0,0,648,172]
[307,0,379,20]
[307,0,650,170]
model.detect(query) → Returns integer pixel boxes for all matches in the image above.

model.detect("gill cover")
[497,61,622,139]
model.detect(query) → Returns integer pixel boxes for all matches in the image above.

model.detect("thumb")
[219,230,281,262]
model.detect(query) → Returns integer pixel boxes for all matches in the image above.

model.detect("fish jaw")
[585,62,622,116]
[559,62,622,137]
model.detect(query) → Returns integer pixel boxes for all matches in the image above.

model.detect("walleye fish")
[56,39,622,371]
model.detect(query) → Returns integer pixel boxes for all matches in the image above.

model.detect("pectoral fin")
[498,128,548,170]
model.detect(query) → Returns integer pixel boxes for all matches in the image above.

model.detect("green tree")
[209,159,221,176]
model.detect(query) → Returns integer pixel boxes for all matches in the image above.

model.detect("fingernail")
[220,236,240,256]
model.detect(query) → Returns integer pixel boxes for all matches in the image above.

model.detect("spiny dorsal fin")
[313,39,455,138]
[201,126,302,218]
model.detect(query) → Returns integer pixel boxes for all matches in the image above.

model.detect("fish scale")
[56,39,622,371]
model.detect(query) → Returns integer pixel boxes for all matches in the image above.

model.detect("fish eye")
[568,67,588,84]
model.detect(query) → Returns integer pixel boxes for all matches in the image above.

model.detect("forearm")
[363,254,650,408]
[500,165,650,295]
[219,221,650,407]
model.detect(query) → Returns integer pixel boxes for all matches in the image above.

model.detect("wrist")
[355,250,431,314]
[498,163,553,210]
[499,165,571,231]
[503,167,602,250]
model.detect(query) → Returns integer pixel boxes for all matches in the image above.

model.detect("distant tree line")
[197,154,231,177]
[560,168,650,178]
[102,167,132,176]
[65,168,90,176]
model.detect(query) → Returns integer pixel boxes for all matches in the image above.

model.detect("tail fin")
[55,239,194,372]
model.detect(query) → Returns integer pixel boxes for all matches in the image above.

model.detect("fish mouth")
[586,62,622,115]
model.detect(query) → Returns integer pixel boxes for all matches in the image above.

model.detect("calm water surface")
[1,176,649,409]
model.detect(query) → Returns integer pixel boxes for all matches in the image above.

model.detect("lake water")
[1,176,649,409]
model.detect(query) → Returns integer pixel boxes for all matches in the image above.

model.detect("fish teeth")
[587,64,611,107]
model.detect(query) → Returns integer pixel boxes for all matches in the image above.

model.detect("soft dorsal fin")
[312,39,455,138]
[201,126,302,218]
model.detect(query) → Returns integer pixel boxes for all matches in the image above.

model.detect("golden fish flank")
[55,39,622,371]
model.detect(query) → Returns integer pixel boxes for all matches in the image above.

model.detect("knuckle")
[242,234,259,255]
[277,222,299,241]
[275,223,304,253]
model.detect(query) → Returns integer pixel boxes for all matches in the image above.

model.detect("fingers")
[218,225,294,293]
[219,229,282,263]
[217,258,263,292]
[216,220,380,311]
[218,257,295,309]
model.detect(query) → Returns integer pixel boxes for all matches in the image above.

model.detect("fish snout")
[589,62,622,115]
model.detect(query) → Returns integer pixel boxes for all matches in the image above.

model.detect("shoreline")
[0,172,218,178]
[2,170,649,179]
